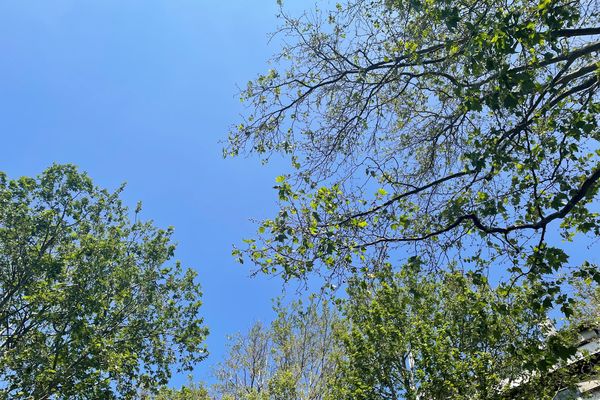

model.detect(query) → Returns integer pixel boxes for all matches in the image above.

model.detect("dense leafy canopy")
[0,165,207,399]
[335,260,580,400]
[156,265,599,400]
[228,0,600,287]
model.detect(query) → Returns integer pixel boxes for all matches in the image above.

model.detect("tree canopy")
[335,260,581,400]
[228,0,600,289]
[224,1,600,396]
[0,165,208,399]
[155,262,599,400]
[213,298,342,400]
[152,381,211,400]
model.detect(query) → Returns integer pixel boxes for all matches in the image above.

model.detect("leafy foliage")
[228,0,600,288]
[334,260,580,400]
[213,298,342,400]
[225,1,600,396]
[570,264,600,328]
[152,381,211,400]
[0,165,208,399]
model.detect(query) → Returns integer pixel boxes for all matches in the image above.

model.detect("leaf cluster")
[0,165,208,399]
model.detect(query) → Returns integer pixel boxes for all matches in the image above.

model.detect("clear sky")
[0,0,300,385]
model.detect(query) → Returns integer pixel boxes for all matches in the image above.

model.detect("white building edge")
[554,327,600,400]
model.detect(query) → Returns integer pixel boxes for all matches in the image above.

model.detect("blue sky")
[0,0,300,385]
[1,0,598,390]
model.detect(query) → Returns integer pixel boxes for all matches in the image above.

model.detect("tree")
[152,381,211,400]
[334,259,581,400]
[224,1,600,396]
[214,321,271,400]
[0,165,208,399]
[228,0,600,291]
[212,298,342,400]
[570,263,600,328]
